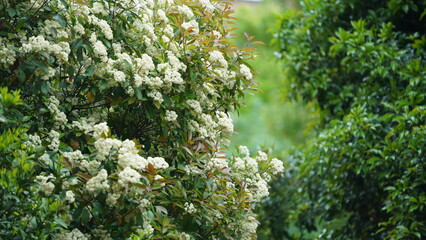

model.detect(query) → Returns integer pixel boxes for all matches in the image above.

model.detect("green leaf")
[54,217,68,228]
[135,87,143,100]
[7,8,16,17]
[84,65,95,77]
[40,81,50,94]
[53,15,67,27]
[80,208,90,225]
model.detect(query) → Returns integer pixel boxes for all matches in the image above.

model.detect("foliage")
[265,0,426,239]
[0,0,284,239]
[0,87,63,239]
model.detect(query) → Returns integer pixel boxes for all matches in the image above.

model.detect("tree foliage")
[263,0,426,239]
[0,0,283,239]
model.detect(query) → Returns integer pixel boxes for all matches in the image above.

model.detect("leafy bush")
[0,0,284,239]
[266,0,426,239]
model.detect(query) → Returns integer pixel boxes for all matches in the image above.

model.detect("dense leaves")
[0,0,283,239]
[263,0,426,239]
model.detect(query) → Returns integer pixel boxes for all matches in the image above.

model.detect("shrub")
[267,0,426,239]
[0,0,283,239]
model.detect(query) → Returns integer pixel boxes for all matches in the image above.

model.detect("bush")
[267,0,426,239]
[0,0,284,239]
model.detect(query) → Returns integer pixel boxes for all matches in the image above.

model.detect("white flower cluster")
[182,20,199,34]
[147,157,169,169]
[209,50,228,68]
[240,216,259,236]
[65,190,75,203]
[118,167,141,186]
[0,38,16,67]
[270,158,285,174]
[177,5,194,19]
[200,0,215,12]
[239,64,253,80]
[184,202,197,214]
[47,130,60,152]
[26,134,42,149]
[216,111,234,134]
[94,138,122,160]
[36,174,56,196]
[92,122,109,139]
[86,169,109,194]
[63,150,84,164]
[47,96,67,129]
[91,227,113,240]
[54,228,88,240]
[165,110,178,122]
[186,99,203,114]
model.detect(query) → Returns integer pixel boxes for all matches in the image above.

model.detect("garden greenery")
[262,0,426,239]
[0,0,284,239]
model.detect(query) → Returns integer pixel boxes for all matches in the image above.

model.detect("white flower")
[240,64,252,80]
[113,70,126,83]
[86,169,109,194]
[240,216,258,234]
[48,130,60,152]
[36,174,56,196]
[177,5,194,19]
[239,146,250,157]
[92,227,113,240]
[65,190,75,203]
[253,178,269,200]
[270,158,284,174]
[63,150,84,164]
[106,193,120,206]
[200,0,215,12]
[165,110,178,122]
[245,157,258,173]
[54,228,88,240]
[97,19,113,40]
[27,134,41,149]
[181,20,199,34]
[209,50,228,68]
[147,157,169,169]
[91,2,108,16]
[207,157,228,170]
[21,35,50,52]
[216,111,233,134]
[81,160,101,173]
[147,90,164,103]
[118,152,148,170]
[94,138,122,160]
[135,54,155,75]
[0,37,16,67]
[93,40,107,58]
[256,151,268,161]
[233,157,245,170]
[184,202,197,214]
[118,167,141,186]
[92,122,109,139]
[73,23,85,35]
[157,9,168,23]
[186,99,202,113]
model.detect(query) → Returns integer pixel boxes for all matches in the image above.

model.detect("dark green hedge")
[259,0,426,239]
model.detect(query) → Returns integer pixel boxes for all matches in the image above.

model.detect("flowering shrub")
[0,0,283,239]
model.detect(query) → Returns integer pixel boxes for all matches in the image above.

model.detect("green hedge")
[263,0,426,239]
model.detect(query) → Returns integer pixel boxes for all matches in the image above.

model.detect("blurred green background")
[230,0,314,158]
